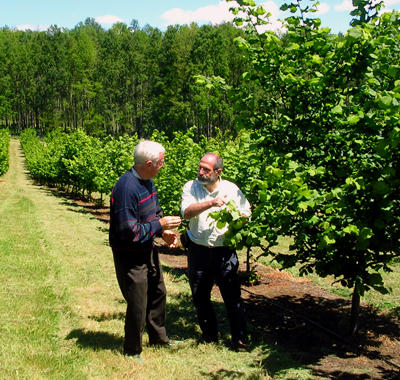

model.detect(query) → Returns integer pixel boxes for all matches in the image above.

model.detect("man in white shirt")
[181,153,251,351]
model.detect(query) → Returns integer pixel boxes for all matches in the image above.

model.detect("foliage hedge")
[0,129,9,176]
[19,127,256,214]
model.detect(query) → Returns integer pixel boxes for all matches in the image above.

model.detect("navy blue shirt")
[109,168,163,253]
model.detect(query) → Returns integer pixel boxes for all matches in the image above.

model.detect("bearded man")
[181,153,251,352]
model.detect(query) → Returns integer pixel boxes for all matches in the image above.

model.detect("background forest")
[0,18,252,139]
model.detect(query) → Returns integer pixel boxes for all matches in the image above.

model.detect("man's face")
[197,156,218,185]
[151,152,164,177]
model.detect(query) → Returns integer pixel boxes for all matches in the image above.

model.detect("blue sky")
[1,0,399,35]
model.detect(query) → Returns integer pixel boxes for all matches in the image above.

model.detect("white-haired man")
[110,140,181,359]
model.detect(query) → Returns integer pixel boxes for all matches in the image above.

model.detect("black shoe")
[233,340,249,352]
[123,350,144,362]
[128,354,144,362]
[158,340,183,348]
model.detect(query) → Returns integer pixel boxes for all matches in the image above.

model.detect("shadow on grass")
[66,329,123,351]
[37,186,111,224]
[243,291,400,379]
[89,311,125,322]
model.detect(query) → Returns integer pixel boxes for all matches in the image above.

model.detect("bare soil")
[73,196,400,379]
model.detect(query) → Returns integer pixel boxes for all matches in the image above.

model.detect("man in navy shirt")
[110,140,181,359]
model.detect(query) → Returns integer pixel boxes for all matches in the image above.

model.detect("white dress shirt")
[181,178,251,247]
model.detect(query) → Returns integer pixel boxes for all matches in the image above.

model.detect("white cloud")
[160,1,234,25]
[16,24,50,31]
[95,15,124,25]
[334,0,353,12]
[385,0,400,5]
[314,2,330,16]
[160,0,283,31]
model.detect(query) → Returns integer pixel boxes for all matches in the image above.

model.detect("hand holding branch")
[213,194,228,208]
[159,216,181,230]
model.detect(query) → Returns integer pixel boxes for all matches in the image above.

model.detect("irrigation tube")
[242,288,400,372]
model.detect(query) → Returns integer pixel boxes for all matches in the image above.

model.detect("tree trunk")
[350,290,360,335]
[246,247,251,273]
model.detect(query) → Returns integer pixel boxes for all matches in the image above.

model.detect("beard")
[197,171,217,185]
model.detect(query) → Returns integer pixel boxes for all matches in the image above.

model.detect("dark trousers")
[113,248,168,355]
[187,240,247,343]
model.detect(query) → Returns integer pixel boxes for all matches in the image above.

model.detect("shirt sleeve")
[113,205,162,244]
[181,180,197,219]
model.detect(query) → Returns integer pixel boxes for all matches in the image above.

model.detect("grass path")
[0,139,126,379]
[1,139,299,380]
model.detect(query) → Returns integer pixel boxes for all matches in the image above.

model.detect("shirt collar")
[131,167,142,179]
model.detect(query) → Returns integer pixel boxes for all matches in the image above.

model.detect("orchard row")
[0,129,9,176]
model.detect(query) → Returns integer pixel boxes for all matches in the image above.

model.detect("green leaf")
[347,28,363,42]
[208,211,221,220]
[360,227,373,240]
[242,72,252,80]
[298,188,312,197]
[321,222,330,230]
[343,225,359,234]
[355,240,369,251]
[298,201,309,210]
[243,0,256,5]
[372,180,390,195]
[378,95,393,109]
[226,199,237,211]
[388,65,400,78]
[233,220,244,229]
[256,6,266,15]
[217,221,226,229]
[231,210,241,220]
[331,105,343,114]
[347,114,360,124]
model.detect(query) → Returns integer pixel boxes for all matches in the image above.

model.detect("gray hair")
[134,140,165,165]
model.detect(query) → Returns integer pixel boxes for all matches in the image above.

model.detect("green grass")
[0,139,316,379]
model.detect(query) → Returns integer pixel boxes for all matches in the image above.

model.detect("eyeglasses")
[198,166,216,175]
[154,160,164,169]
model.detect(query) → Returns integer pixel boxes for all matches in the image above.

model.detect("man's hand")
[162,230,178,249]
[183,194,228,219]
[213,194,228,207]
[159,216,182,230]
